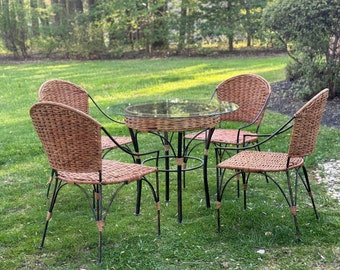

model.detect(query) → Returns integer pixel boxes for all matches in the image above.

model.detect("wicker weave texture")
[39,79,89,113]
[39,79,132,150]
[216,74,271,125]
[101,136,130,149]
[125,114,220,132]
[288,88,329,157]
[185,128,258,144]
[30,102,102,173]
[217,150,304,172]
[58,160,157,185]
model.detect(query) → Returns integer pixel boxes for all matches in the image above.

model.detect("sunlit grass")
[1,55,339,269]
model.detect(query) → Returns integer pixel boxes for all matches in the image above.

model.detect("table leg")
[164,132,170,203]
[177,131,183,223]
[203,128,215,209]
[129,128,142,216]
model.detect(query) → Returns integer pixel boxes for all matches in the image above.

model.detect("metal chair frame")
[215,89,329,241]
[30,101,161,264]
[185,74,271,196]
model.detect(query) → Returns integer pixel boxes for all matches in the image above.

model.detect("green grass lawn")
[0,55,339,269]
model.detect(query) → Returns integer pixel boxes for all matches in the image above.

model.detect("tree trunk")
[178,0,188,52]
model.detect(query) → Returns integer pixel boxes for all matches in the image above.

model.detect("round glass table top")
[108,99,238,119]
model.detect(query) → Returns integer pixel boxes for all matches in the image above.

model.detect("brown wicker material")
[185,74,271,145]
[216,74,271,124]
[125,114,220,132]
[38,79,132,150]
[218,151,304,172]
[58,160,157,185]
[216,88,329,240]
[30,101,160,264]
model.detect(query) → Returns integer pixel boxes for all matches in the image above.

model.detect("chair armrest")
[236,93,272,131]
[88,93,125,125]
[102,127,160,166]
[215,117,294,152]
[212,92,271,133]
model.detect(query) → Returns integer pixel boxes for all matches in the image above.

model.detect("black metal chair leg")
[242,172,247,210]
[40,177,60,249]
[217,202,221,233]
[286,171,301,241]
[302,166,319,220]
[95,184,103,265]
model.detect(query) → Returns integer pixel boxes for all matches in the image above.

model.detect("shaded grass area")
[0,56,339,269]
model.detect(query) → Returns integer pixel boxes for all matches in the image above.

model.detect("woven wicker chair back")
[288,88,329,158]
[215,74,271,125]
[30,101,102,173]
[39,79,89,114]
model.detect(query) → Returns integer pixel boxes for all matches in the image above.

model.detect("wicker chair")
[215,88,329,241]
[185,74,271,195]
[38,79,132,155]
[30,101,161,264]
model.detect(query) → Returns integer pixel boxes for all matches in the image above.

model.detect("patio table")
[108,98,238,223]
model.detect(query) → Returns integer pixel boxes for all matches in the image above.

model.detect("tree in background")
[199,0,242,51]
[0,0,280,58]
[97,0,169,55]
[0,0,29,57]
[240,0,267,47]
[262,0,340,99]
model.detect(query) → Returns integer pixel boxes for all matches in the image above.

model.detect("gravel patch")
[314,160,340,203]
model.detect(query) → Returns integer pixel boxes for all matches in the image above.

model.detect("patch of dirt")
[269,81,340,130]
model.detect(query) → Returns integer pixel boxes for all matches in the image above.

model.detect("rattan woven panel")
[216,74,271,125]
[57,160,157,185]
[101,136,132,149]
[39,79,89,114]
[30,102,103,173]
[288,88,329,158]
[185,128,260,144]
[217,151,304,172]
[125,114,220,132]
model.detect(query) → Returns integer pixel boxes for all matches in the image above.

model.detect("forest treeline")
[0,0,339,98]
[0,0,274,59]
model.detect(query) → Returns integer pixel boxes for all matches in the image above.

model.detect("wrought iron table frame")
[109,99,238,223]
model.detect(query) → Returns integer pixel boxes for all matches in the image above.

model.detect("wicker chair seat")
[185,129,258,145]
[57,160,157,185]
[101,136,132,150]
[217,150,304,173]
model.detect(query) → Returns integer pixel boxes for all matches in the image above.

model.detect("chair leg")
[203,149,211,208]
[94,184,104,265]
[216,166,225,233]
[154,173,161,236]
[217,201,222,233]
[236,173,240,198]
[135,181,142,215]
[39,177,62,249]
[242,172,248,210]
[137,175,161,236]
[46,169,55,199]
[301,166,319,220]
[286,171,301,241]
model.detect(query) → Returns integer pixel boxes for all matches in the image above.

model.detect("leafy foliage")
[0,0,275,58]
[262,0,340,99]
